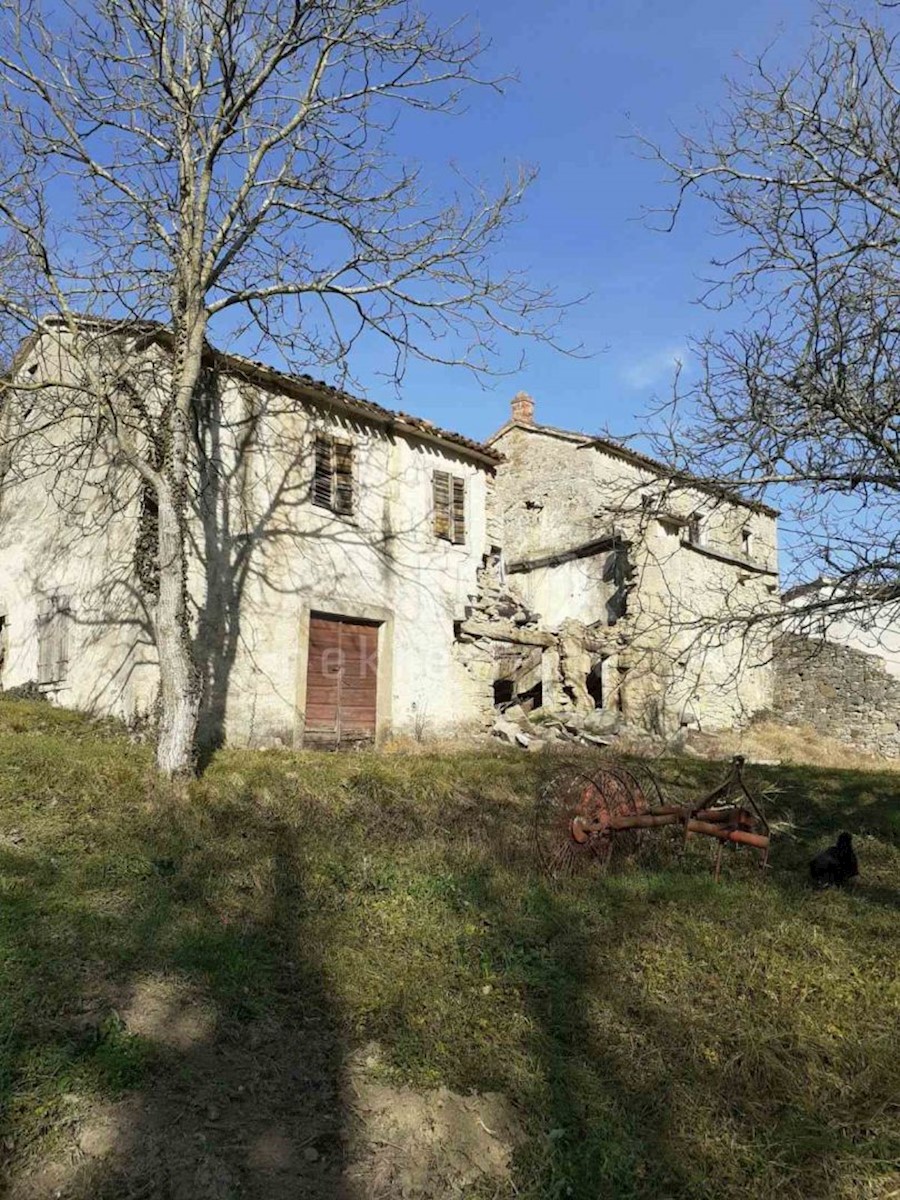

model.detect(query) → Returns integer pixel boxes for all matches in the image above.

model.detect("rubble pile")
[458,553,544,633]
[491,704,655,752]
[453,554,553,722]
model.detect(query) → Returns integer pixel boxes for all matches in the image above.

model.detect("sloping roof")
[21,316,502,468]
[214,348,501,466]
[488,419,779,518]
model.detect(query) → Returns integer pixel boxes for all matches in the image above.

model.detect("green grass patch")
[0,699,898,1197]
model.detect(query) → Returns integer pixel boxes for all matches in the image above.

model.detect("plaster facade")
[0,326,497,746]
[784,581,900,679]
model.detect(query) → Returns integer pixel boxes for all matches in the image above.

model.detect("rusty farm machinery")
[534,755,771,880]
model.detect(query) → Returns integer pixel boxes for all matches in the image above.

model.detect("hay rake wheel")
[534,754,771,882]
[533,761,653,878]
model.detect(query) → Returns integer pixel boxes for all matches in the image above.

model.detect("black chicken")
[809,832,859,888]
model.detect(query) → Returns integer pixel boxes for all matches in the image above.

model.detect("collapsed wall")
[453,552,632,726]
[773,633,900,758]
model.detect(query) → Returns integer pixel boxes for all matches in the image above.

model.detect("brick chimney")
[511,391,535,425]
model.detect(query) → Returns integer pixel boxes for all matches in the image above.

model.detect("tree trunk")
[154,480,199,776]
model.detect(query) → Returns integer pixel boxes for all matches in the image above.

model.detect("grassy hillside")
[0,698,898,1198]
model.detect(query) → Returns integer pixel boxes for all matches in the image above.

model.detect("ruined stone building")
[459,393,780,733]
[0,323,781,748]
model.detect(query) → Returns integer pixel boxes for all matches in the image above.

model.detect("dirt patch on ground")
[121,973,217,1051]
[343,1044,524,1199]
[6,1030,522,1200]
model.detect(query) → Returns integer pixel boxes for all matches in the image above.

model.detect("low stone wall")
[773,634,900,757]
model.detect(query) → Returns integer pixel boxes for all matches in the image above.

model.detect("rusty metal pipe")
[693,807,754,826]
[574,812,769,848]
[600,804,753,825]
[685,820,770,849]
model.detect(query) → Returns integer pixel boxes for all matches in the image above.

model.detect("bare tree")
[0,0,565,775]
[642,2,900,635]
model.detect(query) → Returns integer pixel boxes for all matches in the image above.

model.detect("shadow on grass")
[1,733,899,1199]
[0,773,351,1198]
[329,751,900,1200]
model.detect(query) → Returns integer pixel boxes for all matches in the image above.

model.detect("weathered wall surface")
[205,374,494,745]
[632,505,777,731]
[773,633,900,757]
[785,585,900,679]
[489,421,780,733]
[0,333,159,724]
[510,549,622,629]
[0,330,495,747]
[0,479,158,724]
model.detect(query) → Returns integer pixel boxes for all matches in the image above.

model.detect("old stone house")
[479,393,780,732]
[0,323,781,747]
[0,322,504,748]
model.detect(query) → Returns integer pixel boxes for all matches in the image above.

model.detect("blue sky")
[349,0,822,443]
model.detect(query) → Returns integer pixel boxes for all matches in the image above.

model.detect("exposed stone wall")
[452,554,629,725]
[489,422,780,734]
[452,553,547,723]
[773,634,900,757]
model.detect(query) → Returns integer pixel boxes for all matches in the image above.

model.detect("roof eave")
[486,419,778,518]
[25,316,502,468]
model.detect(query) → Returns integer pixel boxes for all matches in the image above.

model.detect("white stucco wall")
[0,458,159,722]
[0,330,495,745]
[785,586,900,680]
[204,379,495,743]
[510,552,617,628]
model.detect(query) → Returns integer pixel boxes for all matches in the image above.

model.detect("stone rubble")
[490,702,657,752]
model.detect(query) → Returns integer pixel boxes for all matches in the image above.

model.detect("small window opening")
[687,512,706,547]
[493,679,515,707]
[741,527,753,558]
[312,435,354,515]
[433,470,466,544]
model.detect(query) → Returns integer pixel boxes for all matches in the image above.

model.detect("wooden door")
[305,614,379,746]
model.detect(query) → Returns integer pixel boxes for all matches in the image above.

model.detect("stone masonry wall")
[774,634,900,757]
[490,422,779,733]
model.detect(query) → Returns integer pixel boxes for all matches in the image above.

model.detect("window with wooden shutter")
[37,593,71,686]
[451,476,466,544]
[37,598,53,684]
[333,440,354,515]
[433,470,451,539]
[433,470,466,544]
[312,435,354,515]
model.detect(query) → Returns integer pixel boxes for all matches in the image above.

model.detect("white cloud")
[620,345,687,391]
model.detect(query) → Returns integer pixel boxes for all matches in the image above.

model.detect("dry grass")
[687,718,900,771]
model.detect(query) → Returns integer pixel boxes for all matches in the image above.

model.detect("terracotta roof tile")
[31,316,502,467]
